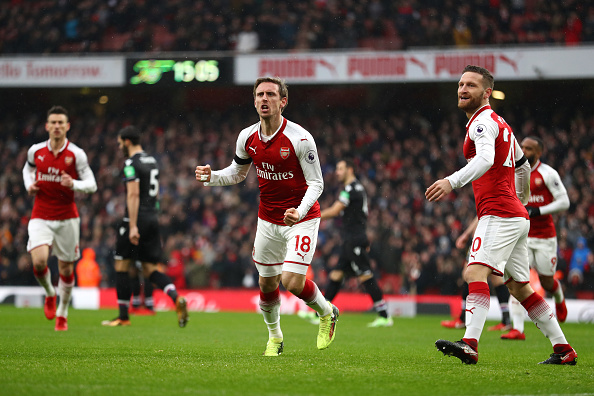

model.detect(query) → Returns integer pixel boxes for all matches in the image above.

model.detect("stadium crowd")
[0,100,592,297]
[1,0,593,54]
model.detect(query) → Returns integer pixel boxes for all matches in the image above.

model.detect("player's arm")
[197,157,252,186]
[455,216,479,249]
[446,125,495,189]
[22,149,39,195]
[513,139,530,206]
[321,200,346,220]
[197,130,252,186]
[67,150,97,193]
[294,135,324,222]
[426,123,495,202]
[528,167,570,217]
[126,180,140,245]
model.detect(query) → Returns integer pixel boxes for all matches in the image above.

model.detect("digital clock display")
[127,58,232,85]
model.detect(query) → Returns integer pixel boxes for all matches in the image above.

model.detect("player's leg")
[345,243,390,327]
[282,218,337,350]
[27,219,56,320]
[442,281,467,329]
[259,274,284,356]
[506,227,576,364]
[50,218,80,330]
[30,245,56,319]
[142,275,155,313]
[436,216,521,364]
[488,274,511,330]
[139,214,187,327]
[253,219,286,355]
[143,262,187,327]
[501,295,526,340]
[436,264,490,365]
[533,237,567,322]
[101,258,133,326]
[55,260,74,331]
[103,219,133,326]
[502,242,538,340]
[507,280,576,364]
[129,264,142,312]
[324,269,344,303]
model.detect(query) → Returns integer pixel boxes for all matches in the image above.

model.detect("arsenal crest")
[280,147,290,159]
[64,156,73,166]
[535,178,543,186]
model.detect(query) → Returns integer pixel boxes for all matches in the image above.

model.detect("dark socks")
[116,271,131,320]
[495,284,511,325]
[149,270,178,303]
[362,278,388,318]
[459,282,469,321]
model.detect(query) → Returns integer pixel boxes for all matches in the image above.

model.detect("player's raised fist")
[195,164,211,183]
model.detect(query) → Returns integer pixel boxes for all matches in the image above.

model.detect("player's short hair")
[341,158,356,171]
[253,77,289,113]
[462,65,494,90]
[525,135,544,152]
[47,105,68,120]
[118,125,141,145]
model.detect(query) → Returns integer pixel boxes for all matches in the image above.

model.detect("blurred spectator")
[2,0,594,54]
[75,247,102,287]
[568,236,593,287]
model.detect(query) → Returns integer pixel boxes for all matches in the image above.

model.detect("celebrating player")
[23,106,97,331]
[102,126,188,327]
[195,77,338,356]
[426,65,576,365]
[501,136,570,340]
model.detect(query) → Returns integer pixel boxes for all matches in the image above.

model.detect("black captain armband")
[234,155,253,165]
[515,155,528,168]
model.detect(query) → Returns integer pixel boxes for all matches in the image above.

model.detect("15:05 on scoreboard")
[127,58,232,85]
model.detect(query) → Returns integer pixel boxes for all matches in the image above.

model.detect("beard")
[458,96,482,113]
[121,146,129,157]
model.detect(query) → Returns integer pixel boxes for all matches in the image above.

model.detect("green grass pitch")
[0,305,592,396]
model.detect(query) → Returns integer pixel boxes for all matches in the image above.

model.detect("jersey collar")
[466,105,491,129]
[258,117,287,145]
[532,159,541,172]
[46,138,69,154]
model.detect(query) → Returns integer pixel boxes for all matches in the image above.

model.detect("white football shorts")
[27,218,81,262]
[468,215,530,283]
[252,217,320,277]
[527,236,558,276]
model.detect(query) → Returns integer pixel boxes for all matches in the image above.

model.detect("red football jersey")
[463,106,528,219]
[236,117,322,225]
[527,161,565,238]
[26,140,89,220]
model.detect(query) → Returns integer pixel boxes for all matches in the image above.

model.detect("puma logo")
[260,308,272,313]
[249,147,257,154]
[38,155,45,162]
[465,307,476,315]
[296,252,306,260]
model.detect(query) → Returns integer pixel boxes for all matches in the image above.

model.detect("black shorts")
[336,240,372,278]
[114,212,163,263]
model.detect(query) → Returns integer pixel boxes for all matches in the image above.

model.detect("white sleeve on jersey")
[295,133,323,221]
[539,164,570,215]
[23,144,40,191]
[71,147,97,194]
[207,161,251,186]
[514,139,530,205]
[207,127,252,186]
[446,121,496,189]
[22,161,35,191]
